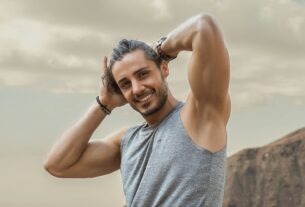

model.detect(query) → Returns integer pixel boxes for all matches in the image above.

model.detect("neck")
[143,94,178,126]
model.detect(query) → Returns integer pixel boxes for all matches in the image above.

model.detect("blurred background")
[0,0,305,206]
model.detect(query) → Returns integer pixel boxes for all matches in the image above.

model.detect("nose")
[132,80,145,96]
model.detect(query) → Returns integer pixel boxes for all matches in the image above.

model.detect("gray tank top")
[120,102,226,207]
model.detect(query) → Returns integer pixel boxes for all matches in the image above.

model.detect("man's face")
[112,49,169,116]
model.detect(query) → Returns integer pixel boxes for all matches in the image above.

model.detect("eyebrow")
[117,67,149,84]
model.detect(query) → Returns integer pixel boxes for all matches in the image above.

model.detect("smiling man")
[44,13,231,207]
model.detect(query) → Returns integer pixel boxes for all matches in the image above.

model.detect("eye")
[119,81,131,89]
[138,71,149,78]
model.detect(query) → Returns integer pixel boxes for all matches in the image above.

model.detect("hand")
[98,56,127,110]
[149,41,161,57]
[152,38,177,62]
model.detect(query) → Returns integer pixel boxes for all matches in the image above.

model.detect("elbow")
[196,13,218,35]
[44,160,64,178]
[44,160,57,176]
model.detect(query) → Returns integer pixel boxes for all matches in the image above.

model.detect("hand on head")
[98,56,127,109]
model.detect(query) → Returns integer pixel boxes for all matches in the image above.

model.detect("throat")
[144,98,178,126]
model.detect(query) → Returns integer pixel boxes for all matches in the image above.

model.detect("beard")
[129,82,168,116]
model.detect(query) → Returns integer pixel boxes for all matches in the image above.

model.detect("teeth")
[138,93,152,103]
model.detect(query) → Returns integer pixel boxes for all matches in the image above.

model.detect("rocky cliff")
[223,127,305,207]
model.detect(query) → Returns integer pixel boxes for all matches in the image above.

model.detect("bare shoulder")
[180,94,231,153]
[103,127,128,148]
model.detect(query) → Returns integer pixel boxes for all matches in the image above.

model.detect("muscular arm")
[44,57,128,178]
[160,13,230,152]
[161,13,230,118]
[44,102,126,178]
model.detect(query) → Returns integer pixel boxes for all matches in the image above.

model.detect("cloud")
[229,42,305,108]
[0,0,304,109]
[48,29,114,59]
[5,0,173,37]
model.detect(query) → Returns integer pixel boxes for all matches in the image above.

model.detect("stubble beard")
[130,83,168,117]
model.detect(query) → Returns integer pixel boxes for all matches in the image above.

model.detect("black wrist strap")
[156,37,177,61]
[96,96,111,115]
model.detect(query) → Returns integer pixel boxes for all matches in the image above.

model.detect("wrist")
[98,96,116,110]
[156,37,177,61]
[96,96,114,114]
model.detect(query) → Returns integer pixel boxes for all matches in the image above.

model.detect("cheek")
[122,91,132,101]
[147,74,163,86]
[153,77,164,88]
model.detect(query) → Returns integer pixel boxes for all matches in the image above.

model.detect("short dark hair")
[106,39,161,94]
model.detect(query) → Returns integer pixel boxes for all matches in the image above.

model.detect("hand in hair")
[98,56,127,110]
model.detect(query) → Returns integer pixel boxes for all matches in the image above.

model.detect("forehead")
[112,50,154,80]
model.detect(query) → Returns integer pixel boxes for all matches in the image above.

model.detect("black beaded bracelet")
[96,96,111,115]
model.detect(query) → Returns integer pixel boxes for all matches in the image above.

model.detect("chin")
[131,87,168,116]
[140,99,167,116]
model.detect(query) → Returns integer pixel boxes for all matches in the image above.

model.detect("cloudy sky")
[1,0,305,206]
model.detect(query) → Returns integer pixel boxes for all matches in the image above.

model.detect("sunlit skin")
[44,14,230,180]
[111,49,178,126]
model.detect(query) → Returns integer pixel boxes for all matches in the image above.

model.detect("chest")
[121,125,213,180]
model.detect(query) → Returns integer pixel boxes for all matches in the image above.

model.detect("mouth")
[135,91,154,103]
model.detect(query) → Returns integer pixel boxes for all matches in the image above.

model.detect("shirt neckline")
[142,101,183,131]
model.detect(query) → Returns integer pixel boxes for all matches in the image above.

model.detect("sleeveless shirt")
[120,102,227,207]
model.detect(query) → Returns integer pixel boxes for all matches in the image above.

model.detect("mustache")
[133,89,154,101]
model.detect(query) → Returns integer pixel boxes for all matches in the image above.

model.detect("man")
[44,13,230,207]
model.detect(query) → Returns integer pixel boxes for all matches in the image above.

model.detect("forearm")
[160,13,214,57]
[44,102,111,171]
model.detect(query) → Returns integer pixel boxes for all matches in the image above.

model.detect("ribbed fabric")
[120,102,226,207]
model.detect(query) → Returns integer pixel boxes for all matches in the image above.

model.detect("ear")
[160,60,169,78]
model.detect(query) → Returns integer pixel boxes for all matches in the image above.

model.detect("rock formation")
[223,127,305,207]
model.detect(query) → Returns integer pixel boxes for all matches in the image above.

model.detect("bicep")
[187,15,230,110]
[54,128,126,178]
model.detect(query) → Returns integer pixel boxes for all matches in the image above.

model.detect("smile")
[136,92,154,103]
